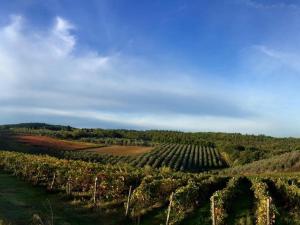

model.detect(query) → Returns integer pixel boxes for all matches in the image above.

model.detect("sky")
[1,0,300,136]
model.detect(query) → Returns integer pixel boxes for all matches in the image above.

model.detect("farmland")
[0,131,226,172]
[0,172,115,225]
[0,150,299,225]
[0,132,103,152]
[127,144,227,171]
[6,123,300,166]
[85,145,153,156]
[15,135,101,151]
[15,135,153,156]
[2,1,300,224]
[0,124,299,224]
[0,132,152,157]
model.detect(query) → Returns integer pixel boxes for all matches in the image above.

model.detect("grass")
[0,172,127,225]
[226,179,255,225]
[138,206,168,225]
[86,145,153,156]
[179,202,211,225]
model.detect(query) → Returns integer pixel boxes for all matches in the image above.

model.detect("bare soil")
[15,135,100,151]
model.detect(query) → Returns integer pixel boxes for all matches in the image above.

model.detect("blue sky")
[1,0,300,136]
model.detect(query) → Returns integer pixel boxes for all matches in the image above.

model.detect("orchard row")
[0,151,298,225]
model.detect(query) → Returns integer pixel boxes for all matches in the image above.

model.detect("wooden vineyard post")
[66,176,71,196]
[24,166,27,178]
[211,195,216,225]
[267,197,272,225]
[125,185,132,216]
[93,177,98,204]
[166,192,174,225]
[50,173,56,190]
[68,177,71,195]
[66,178,68,194]
[137,216,141,225]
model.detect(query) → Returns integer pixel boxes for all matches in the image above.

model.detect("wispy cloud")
[51,17,76,56]
[240,0,299,10]
[254,45,300,73]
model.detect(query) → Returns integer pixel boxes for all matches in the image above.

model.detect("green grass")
[139,206,168,225]
[226,179,255,225]
[179,202,211,225]
[0,172,127,225]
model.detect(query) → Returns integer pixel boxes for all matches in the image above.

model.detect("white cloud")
[0,14,277,134]
[3,15,23,40]
[51,17,76,56]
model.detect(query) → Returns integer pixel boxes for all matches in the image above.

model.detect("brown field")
[10,134,153,155]
[15,135,102,151]
[86,145,153,156]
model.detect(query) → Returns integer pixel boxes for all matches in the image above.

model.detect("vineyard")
[0,150,299,225]
[127,144,227,171]
[59,144,228,172]
[0,134,227,172]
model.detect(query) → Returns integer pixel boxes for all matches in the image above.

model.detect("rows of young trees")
[0,150,299,224]
[128,144,227,171]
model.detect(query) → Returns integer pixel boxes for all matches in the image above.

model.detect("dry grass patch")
[86,145,153,156]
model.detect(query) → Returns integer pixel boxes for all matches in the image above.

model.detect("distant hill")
[2,122,300,166]
[224,151,300,174]
[0,123,74,131]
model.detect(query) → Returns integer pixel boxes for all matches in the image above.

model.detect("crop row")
[0,150,298,225]
[0,150,228,224]
[127,144,227,171]
[2,141,226,172]
[251,178,276,225]
[272,178,300,208]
